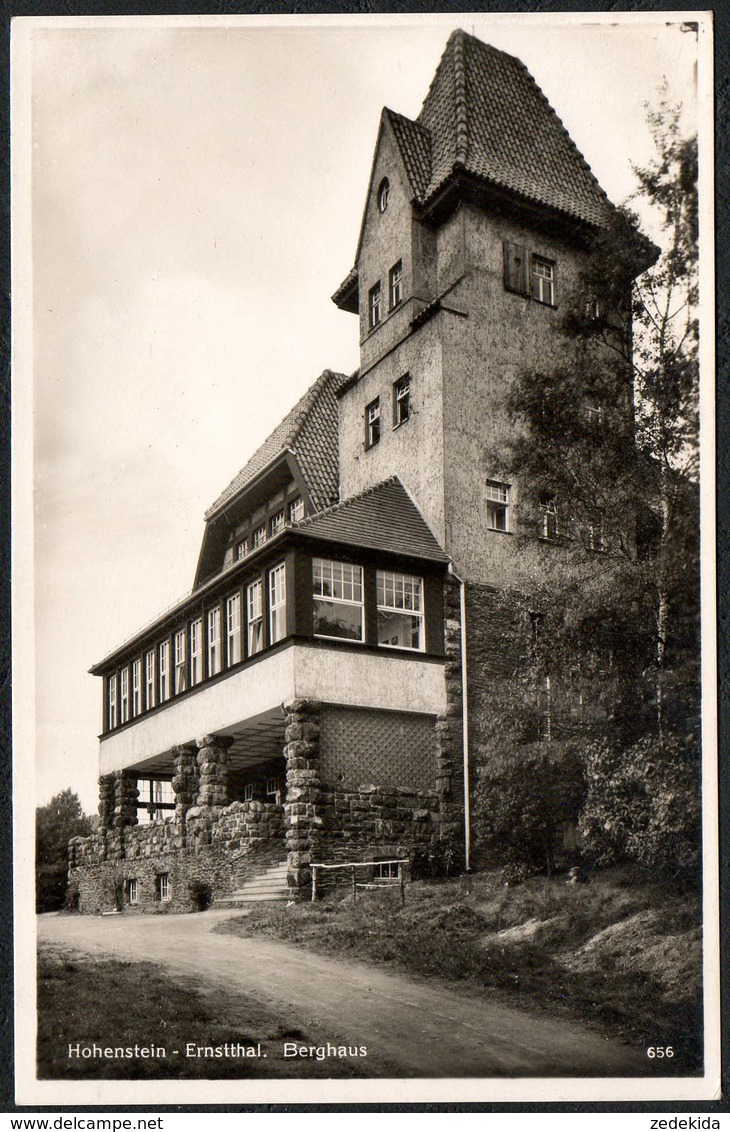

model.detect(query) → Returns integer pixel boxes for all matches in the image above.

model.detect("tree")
[500,97,699,743]
[36,789,93,912]
[489,98,700,876]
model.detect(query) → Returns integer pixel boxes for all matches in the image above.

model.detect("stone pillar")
[172,744,199,821]
[196,734,232,807]
[283,698,323,899]
[108,771,139,861]
[98,774,116,833]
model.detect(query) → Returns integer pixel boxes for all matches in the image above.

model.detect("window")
[503,241,557,306]
[145,650,156,710]
[190,618,203,685]
[174,629,187,694]
[365,398,381,448]
[584,519,605,553]
[208,606,221,676]
[376,571,424,651]
[247,579,263,655]
[253,524,266,549]
[389,260,402,309]
[486,481,510,532]
[373,861,400,880]
[120,667,129,723]
[586,400,604,426]
[159,641,171,701]
[156,873,170,901]
[368,282,382,330]
[289,497,304,523]
[531,256,555,305]
[269,509,285,537]
[131,659,142,717]
[312,558,364,641]
[243,783,254,803]
[269,563,287,644]
[127,878,138,905]
[108,675,118,729]
[266,777,282,802]
[226,593,242,665]
[236,539,249,560]
[137,778,174,823]
[539,498,559,541]
[377,177,390,212]
[393,375,411,427]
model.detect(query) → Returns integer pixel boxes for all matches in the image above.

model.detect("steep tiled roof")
[205,369,347,519]
[385,109,433,201]
[292,477,449,563]
[395,30,612,228]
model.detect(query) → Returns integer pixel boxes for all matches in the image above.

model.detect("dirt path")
[38,910,646,1079]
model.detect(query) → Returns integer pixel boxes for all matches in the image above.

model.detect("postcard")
[12,10,720,1107]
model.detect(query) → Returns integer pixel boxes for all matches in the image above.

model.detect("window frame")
[368,282,382,330]
[393,375,411,428]
[131,658,142,717]
[190,618,203,686]
[289,497,305,523]
[157,873,170,901]
[531,255,556,306]
[486,480,511,533]
[376,570,425,652]
[108,674,118,730]
[207,606,222,677]
[312,558,365,644]
[145,649,156,710]
[377,177,390,213]
[252,524,267,549]
[226,592,242,666]
[120,667,130,723]
[127,878,138,905]
[247,578,264,656]
[158,640,171,702]
[269,509,285,538]
[269,563,287,645]
[174,628,187,694]
[539,498,560,541]
[388,260,402,309]
[365,397,381,449]
[236,538,249,561]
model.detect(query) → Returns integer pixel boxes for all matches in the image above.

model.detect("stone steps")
[214,861,290,907]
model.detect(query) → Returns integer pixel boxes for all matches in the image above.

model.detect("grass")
[37,948,371,1079]
[216,867,704,1074]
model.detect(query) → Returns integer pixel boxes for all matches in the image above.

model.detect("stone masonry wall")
[68,800,285,914]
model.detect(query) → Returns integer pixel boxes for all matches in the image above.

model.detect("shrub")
[578,733,701,877]
[472,743,585,874]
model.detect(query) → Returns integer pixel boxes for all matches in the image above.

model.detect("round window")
[377,177,390,213]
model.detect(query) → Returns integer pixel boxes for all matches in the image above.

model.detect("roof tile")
[292,477,449,563]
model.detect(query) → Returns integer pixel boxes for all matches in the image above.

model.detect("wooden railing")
[310,858,409,905]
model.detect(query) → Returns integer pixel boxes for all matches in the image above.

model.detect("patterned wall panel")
[319,705,438,791]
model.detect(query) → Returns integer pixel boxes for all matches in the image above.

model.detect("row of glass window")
[486,480,604,548]
[106,561,426,730]
[225,497,305,566]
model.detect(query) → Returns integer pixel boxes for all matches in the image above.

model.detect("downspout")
[448,564,471,872]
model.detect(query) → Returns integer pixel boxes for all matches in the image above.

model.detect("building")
[68,29,643,912]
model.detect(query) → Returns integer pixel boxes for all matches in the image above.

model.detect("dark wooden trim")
[424,573,445,656]
[363,564,378,647]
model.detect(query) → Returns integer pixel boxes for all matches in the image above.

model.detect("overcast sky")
[17,14,703,814]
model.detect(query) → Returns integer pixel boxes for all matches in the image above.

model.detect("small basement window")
[373,861,400,880]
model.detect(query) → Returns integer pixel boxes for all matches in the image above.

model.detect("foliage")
[36,789,93,913]
[472,744,585,875]
[578,734,701,878]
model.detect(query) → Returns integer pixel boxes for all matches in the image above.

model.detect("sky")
[16,14,704,814]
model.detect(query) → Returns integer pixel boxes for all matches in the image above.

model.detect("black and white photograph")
[12,11,719,1106]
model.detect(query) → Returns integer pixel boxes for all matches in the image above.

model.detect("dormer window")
[377,177,390,212]
[289,497,304,523]
[389,261,402,309]
[365,398,381,449]
[368,282,382,330]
